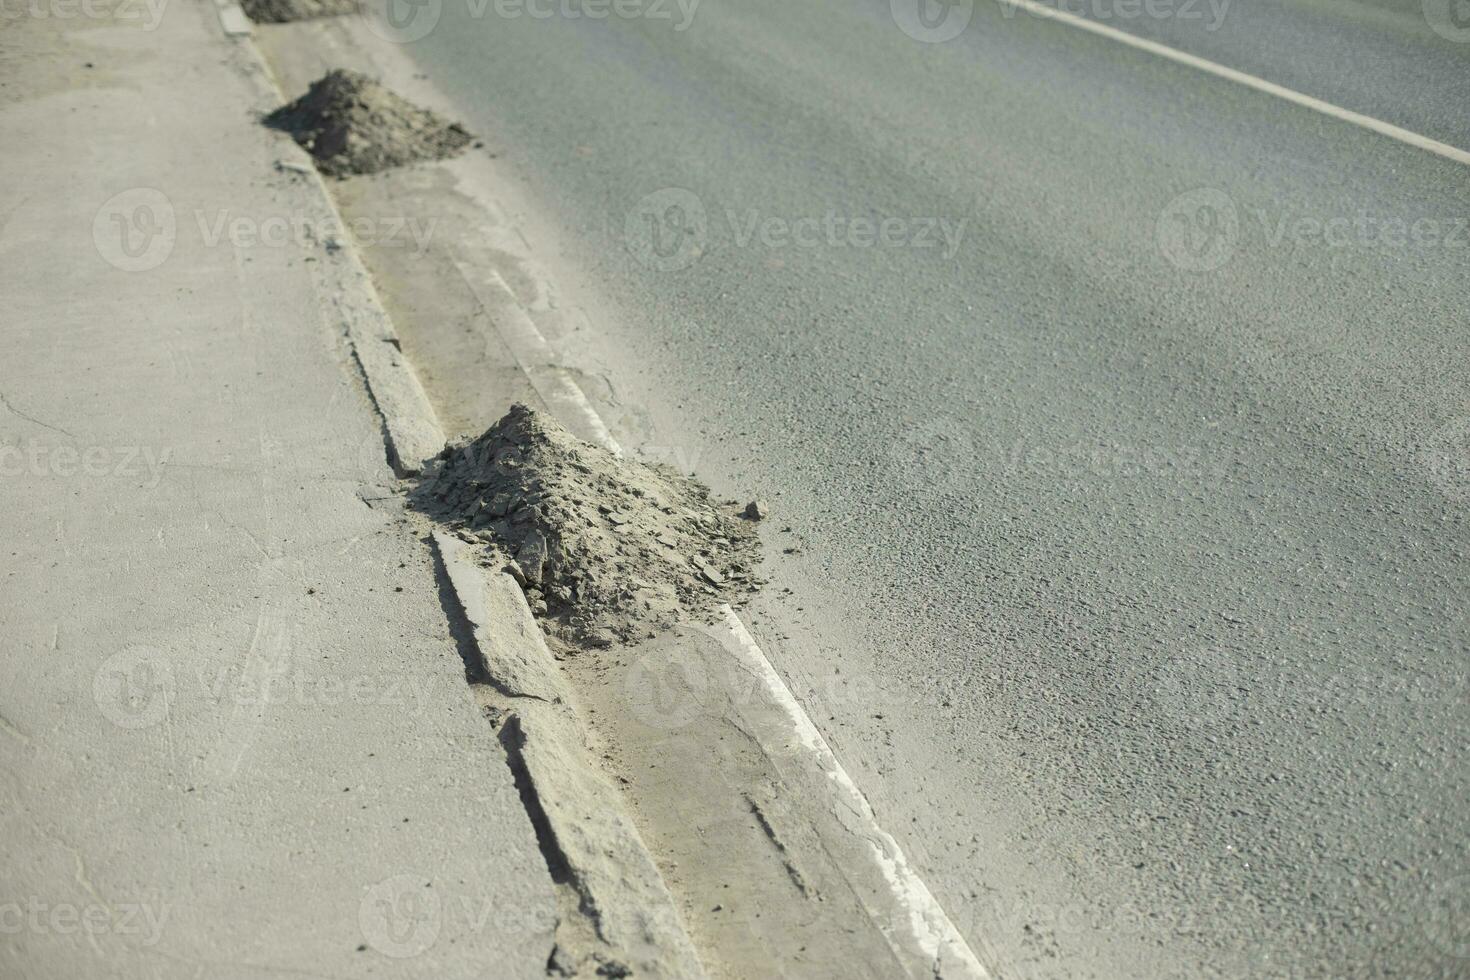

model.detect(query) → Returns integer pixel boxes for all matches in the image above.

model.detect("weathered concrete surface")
[0,6,554,978]
[433,531,708,979]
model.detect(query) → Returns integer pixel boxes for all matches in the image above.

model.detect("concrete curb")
[717,608,990,979]
[223,10,705,973]
[433,531,708,979]
[217,4,446,477]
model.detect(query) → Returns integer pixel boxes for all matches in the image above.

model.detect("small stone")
[699,564,724,586]
[516,530,548,585]
[744,499,768,521]
[606,510,631,526]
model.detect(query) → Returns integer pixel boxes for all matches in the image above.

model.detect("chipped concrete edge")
[433,531,709,980]
[217,4,446,477]
[721,608,991,979]
[454,191,991,977]
[218,11,703,974]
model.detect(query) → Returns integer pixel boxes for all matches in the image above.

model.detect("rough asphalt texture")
[397,0,1470,976]
[415,405,760,647]
[266,69,471,177]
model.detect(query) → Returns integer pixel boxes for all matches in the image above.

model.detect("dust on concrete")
[239,0,356,23]
[265,69,472,178]
[414,404,762,648]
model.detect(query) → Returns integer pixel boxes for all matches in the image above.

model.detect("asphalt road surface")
[395,1,1470,975]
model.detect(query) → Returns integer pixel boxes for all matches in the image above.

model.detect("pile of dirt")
[239,0,356,23]
[415,405,762,647]
[265,70,472,178]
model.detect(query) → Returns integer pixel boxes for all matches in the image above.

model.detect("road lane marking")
[720,606,992,978]
[452,256,623,453]
[995,0,1470,167]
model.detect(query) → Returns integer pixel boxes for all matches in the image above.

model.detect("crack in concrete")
[0,389,76,439]
[0,711,32,746]
[744,792,812,899]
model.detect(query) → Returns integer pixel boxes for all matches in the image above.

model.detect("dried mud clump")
[265,69,472,177]
[415,405,762,647]
[239,0,356,24]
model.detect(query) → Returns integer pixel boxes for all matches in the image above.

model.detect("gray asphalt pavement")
[395,1,1470,975]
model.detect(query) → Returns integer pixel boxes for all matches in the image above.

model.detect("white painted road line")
[720,607,991,979]
[996,0,1470,167]
[452,255,624,454]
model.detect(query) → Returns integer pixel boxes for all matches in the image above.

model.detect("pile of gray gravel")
[415,405,762,647]
[239,0,356,23]
[266,70,472,177]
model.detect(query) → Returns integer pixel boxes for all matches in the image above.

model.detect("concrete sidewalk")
[0,3,555,977]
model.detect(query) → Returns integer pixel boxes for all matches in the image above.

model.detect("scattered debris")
[414,405,761,646]
[239,0,355,23]
[265,69,473,178]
